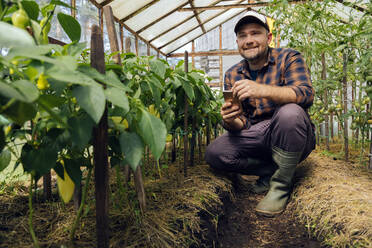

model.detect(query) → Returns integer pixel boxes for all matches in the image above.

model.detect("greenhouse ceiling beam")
[88,0,166,56]
[178,0,317,11]
[189,0,206,33]
[166,8,247,55]
[99,0,114,7]
[137,2,189,34]
[158,0,245,50]
[148,0,225,43]
[334,0,370,14]
[118,19,167,56]
[120,0,160,23]
[168,50,240,57]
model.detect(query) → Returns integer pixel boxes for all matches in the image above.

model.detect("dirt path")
[216,175,323,248]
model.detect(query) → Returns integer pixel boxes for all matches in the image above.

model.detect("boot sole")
[255,208,284,217]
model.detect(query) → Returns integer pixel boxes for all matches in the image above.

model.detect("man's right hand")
[221,102,244,130]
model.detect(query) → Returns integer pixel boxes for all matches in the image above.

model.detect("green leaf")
[54,161,64,179]
[138,109,166,160]
[31,19,42,43]
[21,1,39,20]
[104,87,129,113]
[50,0,75,9]
[38,95,65,109]
[73,85,105,124]
[2,101,36,125]
[0,128,5,153]
[64,158,82,188]
[334,44,347,52]
[47,67,97,86]
[0,116,11,126]
[0,80,40,103]
[68,115,94,150]
[173,77,182,88]
[119,131,144,171]
[150,59,166,78]
[57,12,81,42]
[181,77,194,101]
[0,149,11,172]
[0,22,35,47]
[20,143,58,181]
[12,80,39,102]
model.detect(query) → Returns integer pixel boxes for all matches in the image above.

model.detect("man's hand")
[232,79,297,104]
[221,102,244,130]
[232,79,266,101]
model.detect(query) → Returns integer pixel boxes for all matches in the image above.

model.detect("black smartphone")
[223,90,242,109]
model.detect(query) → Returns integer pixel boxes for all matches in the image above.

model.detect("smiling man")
[205,11,316,216]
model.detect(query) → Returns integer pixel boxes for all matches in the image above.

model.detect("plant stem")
[156,160,161,178]
[28,174,40,248]
[0,5,9,21]
[70,166,93,241]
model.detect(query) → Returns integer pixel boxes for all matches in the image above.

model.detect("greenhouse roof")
[88,0,370,56]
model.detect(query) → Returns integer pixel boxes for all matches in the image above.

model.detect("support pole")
[135,36,139,56]
[125,37,131,53]
[321,53,329,150]
[91,25,109,248]
[342,52,349,161]
[191,40,195,69]
[219,24,223,91]
[183,51,189,177]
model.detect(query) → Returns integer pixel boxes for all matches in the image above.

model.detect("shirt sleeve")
[284,52,314,109]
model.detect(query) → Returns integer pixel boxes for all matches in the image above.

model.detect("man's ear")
[267,32,273,45]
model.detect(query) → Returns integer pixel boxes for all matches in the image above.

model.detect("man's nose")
[243,35,254,45]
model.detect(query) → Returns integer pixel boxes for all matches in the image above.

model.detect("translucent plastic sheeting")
[49,0,70,43]
[161,28,203,54]
[151,18,200,48]
[109,0,154,20]
[125,0,188,32]
[161,8,246,54]
[204,8,245,31]
[76,0,99,46]
[140,11,194,41]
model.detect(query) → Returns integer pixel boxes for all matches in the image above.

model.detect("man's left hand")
[232,79,267,101]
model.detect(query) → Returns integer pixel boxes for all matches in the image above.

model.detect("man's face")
[236,23,272,62]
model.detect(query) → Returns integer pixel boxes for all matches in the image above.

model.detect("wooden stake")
[183,51,189,177]
[125,37,131,53]
[103,6,122,65]
[321,53,329,151]
[342,52,348,161]
[43,172,51,200]
[103,5,146,212]
[219,24,223,91]
[133,165,146,212]
[91,25,109,248]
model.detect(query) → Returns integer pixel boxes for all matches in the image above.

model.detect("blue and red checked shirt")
[224,47,314,128]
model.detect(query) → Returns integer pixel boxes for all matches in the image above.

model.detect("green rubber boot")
[250,175,271,194]
[255,146,302,217]
[230,157,276,193]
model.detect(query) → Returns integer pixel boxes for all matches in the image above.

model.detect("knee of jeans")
[205,144,237,170]
[275,103,306,131]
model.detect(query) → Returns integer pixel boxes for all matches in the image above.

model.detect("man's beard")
[242,46,269,63]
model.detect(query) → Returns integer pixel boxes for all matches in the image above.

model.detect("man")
[205,11,315,217]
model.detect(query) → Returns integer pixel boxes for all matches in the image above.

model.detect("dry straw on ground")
[0,164,233,248]
[293,151,372,248]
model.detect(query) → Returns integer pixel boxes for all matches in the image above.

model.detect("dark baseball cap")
[234,11,270,34]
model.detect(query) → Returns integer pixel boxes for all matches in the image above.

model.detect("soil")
[215,175,324,248]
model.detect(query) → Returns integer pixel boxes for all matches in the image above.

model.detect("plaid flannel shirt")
[224,47,314,129]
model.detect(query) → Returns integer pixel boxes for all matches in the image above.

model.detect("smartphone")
[223,90,242,109]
